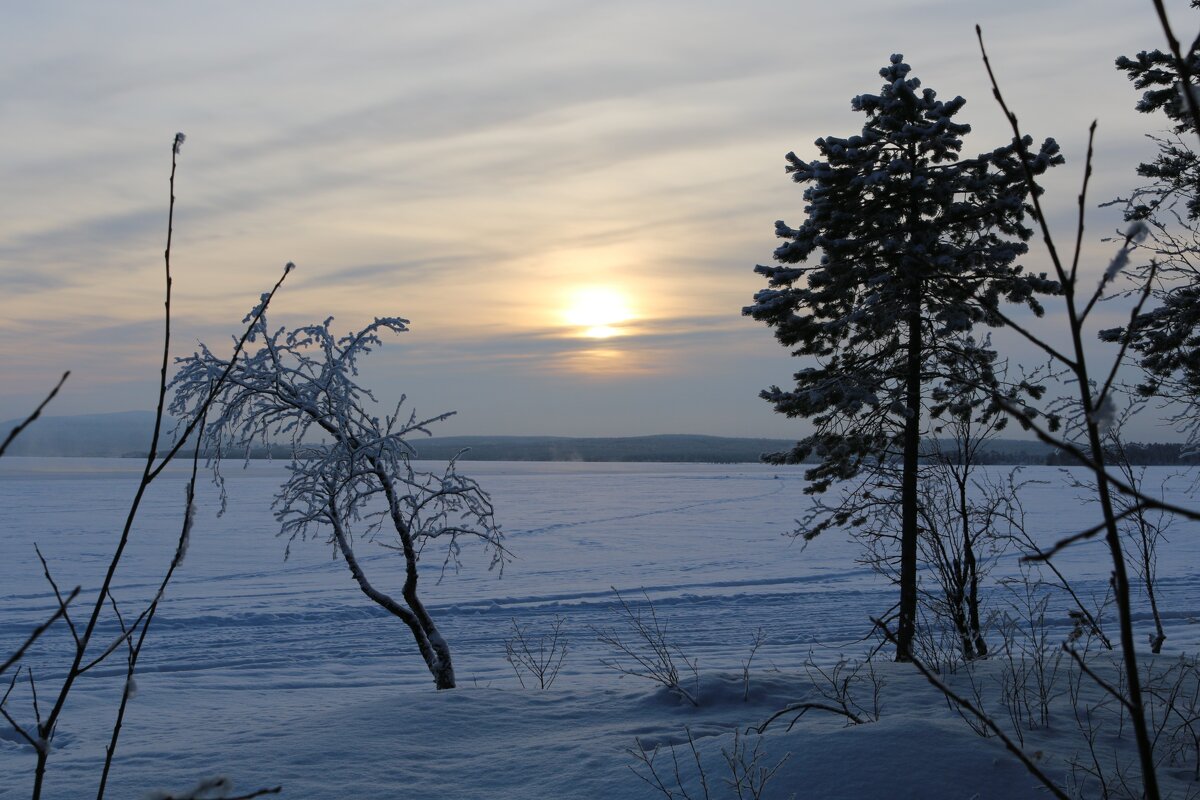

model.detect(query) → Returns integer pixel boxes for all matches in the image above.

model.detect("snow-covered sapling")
[171,315,506,690]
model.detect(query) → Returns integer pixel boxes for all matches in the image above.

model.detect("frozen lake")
[2,458,1198,798]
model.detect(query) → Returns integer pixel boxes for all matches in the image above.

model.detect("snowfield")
[1,458,1198,799]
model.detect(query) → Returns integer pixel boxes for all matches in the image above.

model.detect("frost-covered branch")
[171,313,506,690]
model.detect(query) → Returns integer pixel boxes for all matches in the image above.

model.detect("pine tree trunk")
[896,294,922,662]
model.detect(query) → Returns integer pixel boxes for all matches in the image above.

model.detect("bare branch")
[1022,505,1143,563]
[0,372,69,458]
[0,586,80,678]
[146,777,283,800]
[34,545,79,647]
[1063,645,1133,712]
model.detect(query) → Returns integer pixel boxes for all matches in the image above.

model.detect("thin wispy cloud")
[0,0,1186,436]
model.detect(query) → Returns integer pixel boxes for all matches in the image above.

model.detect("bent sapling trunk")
[328,500,455,689]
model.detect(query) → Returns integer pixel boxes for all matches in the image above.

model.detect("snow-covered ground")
[1,459,1198,799]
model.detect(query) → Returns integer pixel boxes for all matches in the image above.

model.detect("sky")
[0,0,1194,439]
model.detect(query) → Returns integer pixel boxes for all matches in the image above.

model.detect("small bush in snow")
[593,588,699,707]
[505,615,568,689]
[628,726,789,800]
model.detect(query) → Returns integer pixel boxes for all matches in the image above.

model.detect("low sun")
[562,287,633,338]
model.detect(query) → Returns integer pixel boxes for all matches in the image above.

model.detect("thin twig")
[1070,122,1097,290]
[34,546,79,646]
[1095,261,1160,406]
[28,135,292,800]
[752,700,865,733]
[1022,505,1143,563]
[0,372,69,458]
[98,412,208,798]
[1064,645,1134,712]
[0,587,80,677]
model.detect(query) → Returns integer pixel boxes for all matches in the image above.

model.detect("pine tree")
[1114,5,1200,221]
[1105,9,1200,436]
[744,54,1060,660]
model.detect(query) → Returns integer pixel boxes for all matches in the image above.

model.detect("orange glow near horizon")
[562,287,634,339]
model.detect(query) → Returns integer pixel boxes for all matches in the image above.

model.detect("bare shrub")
[995,577,1066,741]
[1107,433,1172,654]
[720,729,790,800]
[993,470,1114,650]
[505,615,568,689]
[593,588,699,706]
[629,728,711,800]
[944,660,996,739]
[754,654,882,733]
[1145,655,1200,782]
[741,628,766,702]
[628,727,789,800]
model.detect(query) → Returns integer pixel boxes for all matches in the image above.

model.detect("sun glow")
[562,287,634,338]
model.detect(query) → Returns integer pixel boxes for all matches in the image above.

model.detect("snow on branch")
[170,312,505,690]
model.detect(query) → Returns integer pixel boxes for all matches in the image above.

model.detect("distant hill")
[410,434,795,463]
[3,412,1192,465]
[0,410,169,457]
[414,436,1057,464]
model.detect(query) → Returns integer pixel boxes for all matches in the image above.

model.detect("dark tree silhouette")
[744,54,1060,659]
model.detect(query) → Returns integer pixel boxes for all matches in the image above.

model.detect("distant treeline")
[153,437,1191,466]
[1044,441,1200,466]
[4,410,1197,465]
[408,435,798,463]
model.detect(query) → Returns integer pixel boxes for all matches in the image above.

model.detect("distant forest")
[3,412,1197,465]
[1044,441,1200,467]
[160,438,1200,465]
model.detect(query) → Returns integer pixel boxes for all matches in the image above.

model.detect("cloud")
[299,257,463,289]
[0,0,1182,435]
